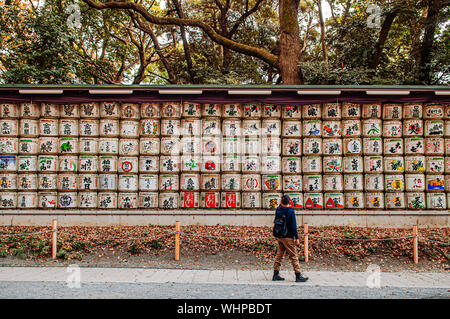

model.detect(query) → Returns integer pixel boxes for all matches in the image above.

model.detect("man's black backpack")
[273,211,288,238]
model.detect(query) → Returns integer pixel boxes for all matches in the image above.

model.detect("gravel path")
[0,281,448,299]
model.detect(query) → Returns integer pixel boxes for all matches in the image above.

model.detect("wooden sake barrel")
[383,121,402,138]
[0,103,19,118]
[160,119,180,136]
[18,155,37,172]
[405,174,425,192]
[78,173,98,191]
[364,174,384,192]
[241,174,261,191]
[200,192,220,208]
[303,193,323,209]
[160,137,180,155]
[79,155,98,172]
[180,173,200,191]
[120,120,140,138]
[322,156,343,175]
[159,174,179,191]
[20,103,40,118]
[222,119,242,136]
[343,174,364,191]
[200,174,220,191]
[59,104,80,118]
[303,138,322,155]
[39,119,58,136]
[98,138,119,155]
[139,174,158,191]
[159,192,179,209]
[404,138,424,155]
[98,192,117,209]
[181,119,201,136]
[425,174,445,192]
[119,139,139,156]
[160,155,180,173]
[200,156,220,173]
[17,192,38,209]
[0,119,18,136]
[58,155,78,172]
[242,103,262,118]
[426,157,445,174]
[262,193,281,209]
[384,138,403,155]
[118,156,138,174]
[139,192,158,208]
[38,137,58,154]
[242,120,261,136]
[118,174,139,192]
[282,157,302,174]
[140,119,160,137]
[426,193,446,209]
[139,137,160,155]
[363,137,383,155]
[99,102,120,118]
[59,119,79,136]
[180,192,200,208]
[322,103,341,120]
[242,192,261,208]
[282,105,301,119]
[140,103,160,119]
[283,175,302,192]
[161,102,181,118]
[79,119,99,137]
[344,137,362,155]
[323,174,343,192]
[80,102,100,118]
[323,138,342,156]
[98,174,118,191]
[201,118,221,136]
[262,104,281,118]
[57,173,78,191]
[424,120,444,137]
[0,137,18,154]
[282,139,301,156]
[181,102,201,118]
[37,191,57,209]
[406,192,425,210]
[79,138,99,155]
[181,156,201,172]
[58,137,78,154]
[121,103,140,120]
[364,156,383,173]
[405,155,425,173]
[139,156,159,173]
[261,156,281,174]
[99,119,119,137]
[222,104,242,118]
[37,155,57,172]
[403,103,422,119]
[343,156,363,173]
[222,137,241,155]
[423,103,444,119]
[342,103,361,119]
[38,173,57,190]
[19,138,38,155]
[221,173,241,191]
[222,155,240,172]
[365,192,384,209]
[58,192,78,209]
[201,104,221,117]
[322,121,341,138]
[382,103,402,120]
[221,192,241,208]
[17,173,37,191]
[261,119,281,136]
[385,174,405,192]
[385,192,406,209]
[344,192,364,209]
[302,104,321,119]
[262,174,282,191]
[342,119,361,137]
[362,103,381,119]
[403,119,423,137]
[302,156,322,174]
[324,193,344,209]
[241,155,260,173]
[78,192,98,208]
[384,156,404,173]
[0,173,16,190]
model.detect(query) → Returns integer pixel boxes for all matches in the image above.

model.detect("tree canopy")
[0,0,448,85]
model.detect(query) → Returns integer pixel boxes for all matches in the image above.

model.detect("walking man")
[272,195,309,282]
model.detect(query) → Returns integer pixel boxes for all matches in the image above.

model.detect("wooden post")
[52,219,57,259]
[413,225,418,264]
[175,221,180,261]
[304,223,309,263]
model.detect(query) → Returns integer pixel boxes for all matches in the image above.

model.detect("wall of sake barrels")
[0,101,449,212]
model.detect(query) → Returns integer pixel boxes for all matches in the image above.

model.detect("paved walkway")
[0,267,448,289]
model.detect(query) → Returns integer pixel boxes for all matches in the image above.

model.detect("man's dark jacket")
[275,206,298,239]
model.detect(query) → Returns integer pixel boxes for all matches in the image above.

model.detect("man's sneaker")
[272,270,285,281]
[295,272,309,282]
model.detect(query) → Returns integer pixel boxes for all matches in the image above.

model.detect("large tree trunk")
[418,0,441,83]
[369,8,400,70]
[279,0,303,84]
[317,0,328,70]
